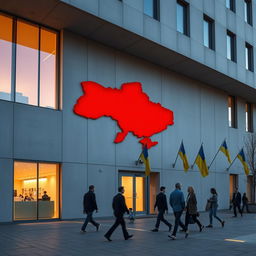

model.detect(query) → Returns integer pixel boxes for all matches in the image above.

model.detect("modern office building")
[0,0,256,222]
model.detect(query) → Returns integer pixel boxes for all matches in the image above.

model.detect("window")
[203,15,215,50]
[244,0,253,25]
[228,96,237,128]
[245,43,254,71]
[226,0,236,12]
[245,102,253,132]
[0,13,58,109]
[176,0,189,36]
[13,161,60,220]
[227,31,236,62]
[144,0,160,20]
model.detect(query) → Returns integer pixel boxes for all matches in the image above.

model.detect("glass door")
[120,173,147,214]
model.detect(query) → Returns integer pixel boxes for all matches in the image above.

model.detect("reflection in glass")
[14,162,37,220]
[135,177,145,212]
[16,21,39,106]
[177,3,184,34]
[0,14,12,101]
[40,29,57,109]
[203,20,209,48]
[227,34,231,60]
[144,0,153,17]
[122,176,133,210]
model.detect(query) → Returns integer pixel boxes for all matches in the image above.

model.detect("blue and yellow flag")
[220,140,231,164]
[237,149,250,176]
[195,145,209,177]
[140,147,151,176]
[178,142,189,171]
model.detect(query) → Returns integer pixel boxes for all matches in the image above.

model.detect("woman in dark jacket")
[185,186,204,232]
[206,188,225,228]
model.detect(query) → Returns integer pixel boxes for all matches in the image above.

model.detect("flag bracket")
[135,159,143,165]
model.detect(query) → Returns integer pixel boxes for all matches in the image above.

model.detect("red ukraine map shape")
[73,81,174,149]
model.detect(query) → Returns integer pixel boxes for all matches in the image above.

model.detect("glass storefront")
[13,161,60,220]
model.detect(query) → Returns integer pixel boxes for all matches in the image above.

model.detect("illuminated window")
[228,96,237,128]
[0,13,58,109]
[144,0,160,20]
[177,0,189,36]
[13,161,60,220]
[245,102,253,132]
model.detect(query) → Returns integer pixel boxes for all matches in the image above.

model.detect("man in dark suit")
[151,186,172,232]
[80,185,100,232]
[232,187,242,217]
[104,186,133,241]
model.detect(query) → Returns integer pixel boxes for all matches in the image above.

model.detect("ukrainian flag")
[220,140,231,164]
[237,149,250,176]
[140,147,151,176]
[178,142,189,171]
[195,145,209,177]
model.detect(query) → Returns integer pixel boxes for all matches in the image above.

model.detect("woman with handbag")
[206,188,225,228]
[184,186,204,233]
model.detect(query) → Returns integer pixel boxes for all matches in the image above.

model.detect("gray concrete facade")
[0,0,256,222]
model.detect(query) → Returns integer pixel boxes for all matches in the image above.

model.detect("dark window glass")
[228,96,237,128]
[245,43,254,71]
[227,31,236,62]
[203,15,215,50]
[244,0,253,25]
[177,1,189,36]
[144,0,159,20]
[245,103,253,132]
[226,0,236,12]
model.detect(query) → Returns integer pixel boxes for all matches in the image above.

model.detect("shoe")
[151,228,158,232]
[168,225,172,232]
[221,221,225,228]
[104,235,112,242]
[206,224,213,228]
[168,235,176,240]
[179,229,186,232]
[125,235,133,240]
[185,231,189,238]
[96,224,100,231]
[80,230,86,233]
[199,225,204,232]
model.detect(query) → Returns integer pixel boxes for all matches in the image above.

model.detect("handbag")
[189,215,195,224]
[205,200,211,211]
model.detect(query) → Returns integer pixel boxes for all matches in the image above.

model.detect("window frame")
[245,102,253,132]
[245,42,254,72]
[203,14,215,50]
[176,0,190,36]
[228,95,237,129]
[226,0,236,12]
[143,0,160,21]
[244,0,253,25]
[0,12,60,110]
[227,30,237,62]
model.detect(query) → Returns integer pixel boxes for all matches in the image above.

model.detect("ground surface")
[0,210,255,256]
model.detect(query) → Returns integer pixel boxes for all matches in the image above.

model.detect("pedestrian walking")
[242,193,250,213]
[104,186,133,241]
[80,185,100,233]
[168,183,188,240]
[232,187,242,217]
[184,186,204,232]
[206,188,225,228]
[151,186,172,232]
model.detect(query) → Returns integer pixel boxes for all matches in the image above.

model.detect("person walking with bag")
[104,186,133,241]
[80,185,100,233]
[151,186,172,232]
[242,193,250,213]
[232,187,242,217]
[184,186,204,232]
[206,188,225,228]
[168,183,188,240]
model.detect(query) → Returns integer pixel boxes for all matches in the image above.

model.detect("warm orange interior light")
[0,14,12,41]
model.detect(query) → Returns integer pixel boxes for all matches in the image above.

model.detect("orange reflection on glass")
[16,20,39,105]
[135,177,145,212]
[40,28,57,109]
[121,176,133,210]
[0,14,12,101]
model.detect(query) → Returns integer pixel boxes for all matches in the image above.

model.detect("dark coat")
[186,192,198,215]
[154,192,168,211]
[83,191,98,213]
[232,192,241,205]
[242,194,248,204]
[112,193,129,217]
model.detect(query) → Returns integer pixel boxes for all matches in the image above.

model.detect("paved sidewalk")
[0,211,255,256]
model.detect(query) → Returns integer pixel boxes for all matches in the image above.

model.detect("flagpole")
[226,155,238,172]
[191,143,203,169]
[208,146,221,169]
[135,149,143,165]
[172,141,182,168]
